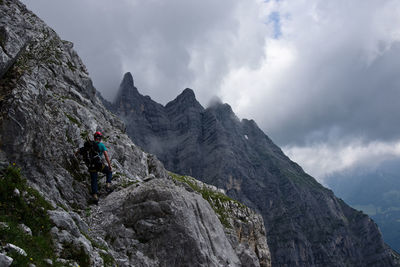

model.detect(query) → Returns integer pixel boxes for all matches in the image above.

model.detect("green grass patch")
[169,172,244,228]
[64,112,81,127]
[0,165,94,266]
[100,251,116,266]
[121,180,139,188]
[0,165,64,266]
[66,61,77,72]
[65,130,75,146]
[113,172,123,179]
[80,130,89,140]
[0,29,5,46]
[84,208,91,218]
[58,204,68,211]
[60,241,90,267]
[81,232,116,266]
[64,156,87,183]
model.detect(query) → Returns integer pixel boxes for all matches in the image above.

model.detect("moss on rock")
[170,172,245,228]
[0,165,60,266]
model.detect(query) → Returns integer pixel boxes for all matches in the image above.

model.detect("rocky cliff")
[107,71,400,266]
[326,159,400,254]
[0,0,270,266]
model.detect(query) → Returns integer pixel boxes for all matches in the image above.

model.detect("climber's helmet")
[94,131,103,141]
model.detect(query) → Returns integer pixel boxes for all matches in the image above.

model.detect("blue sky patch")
[268,11,282,38]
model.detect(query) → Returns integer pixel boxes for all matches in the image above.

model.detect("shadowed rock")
[108,72,400,266]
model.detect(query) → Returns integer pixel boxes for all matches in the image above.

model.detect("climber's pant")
[90,165,112,194]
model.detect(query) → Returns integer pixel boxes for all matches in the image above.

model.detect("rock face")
[326,159,400,253]
[0,1,270,266]
[169,173,271,267]
[89,178,240,266]
[107,72,400,266]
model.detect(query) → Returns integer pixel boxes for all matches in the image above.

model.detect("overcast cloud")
[21,0,400,182]
[21,0,270,104]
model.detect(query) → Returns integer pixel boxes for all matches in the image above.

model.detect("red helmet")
[94,131,103,138]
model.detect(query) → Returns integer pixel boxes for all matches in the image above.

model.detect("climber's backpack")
[79,140,103,172]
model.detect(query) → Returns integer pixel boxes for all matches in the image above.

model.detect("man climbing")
[76,131,112,204]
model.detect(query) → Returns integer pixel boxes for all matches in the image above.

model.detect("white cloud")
[22,0,271,104]
[284,140,400,183]
[219,38,297,122]
[22,0,400,143]
[216,0,400,148]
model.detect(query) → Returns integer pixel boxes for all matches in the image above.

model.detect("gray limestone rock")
[48,210,81,238]
[171,174,271,266]
[0,1,270,266]
[13,188,20,197]
[44,259,53,265]
[5,243,27,257]
[0,253,13,267]
[18,224,32,236]
[69,211,90,235]
[87,178,242,267]
[0,222,9,230]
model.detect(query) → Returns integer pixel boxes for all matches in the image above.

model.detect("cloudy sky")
[21,0,400,184]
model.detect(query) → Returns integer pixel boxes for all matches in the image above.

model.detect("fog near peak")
[21,0,400,181]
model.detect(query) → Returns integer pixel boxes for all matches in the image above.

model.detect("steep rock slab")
[88,178,242,266]
[170,173,271,266]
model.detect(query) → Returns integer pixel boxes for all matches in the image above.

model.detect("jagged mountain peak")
[106,73,400,266]
[121,71,134,87]
[242,118,256,125]
[208,101,234,114]
[165,87,203,111]
[180,87,196,98]
[114,71,139,104]
[171,88,196,103]
[206,101,241,125]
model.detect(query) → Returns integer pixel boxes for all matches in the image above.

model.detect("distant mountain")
[326,158,400,253]
[102,72,400,266]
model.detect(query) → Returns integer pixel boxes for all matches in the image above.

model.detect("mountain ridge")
[105,71,400,266]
